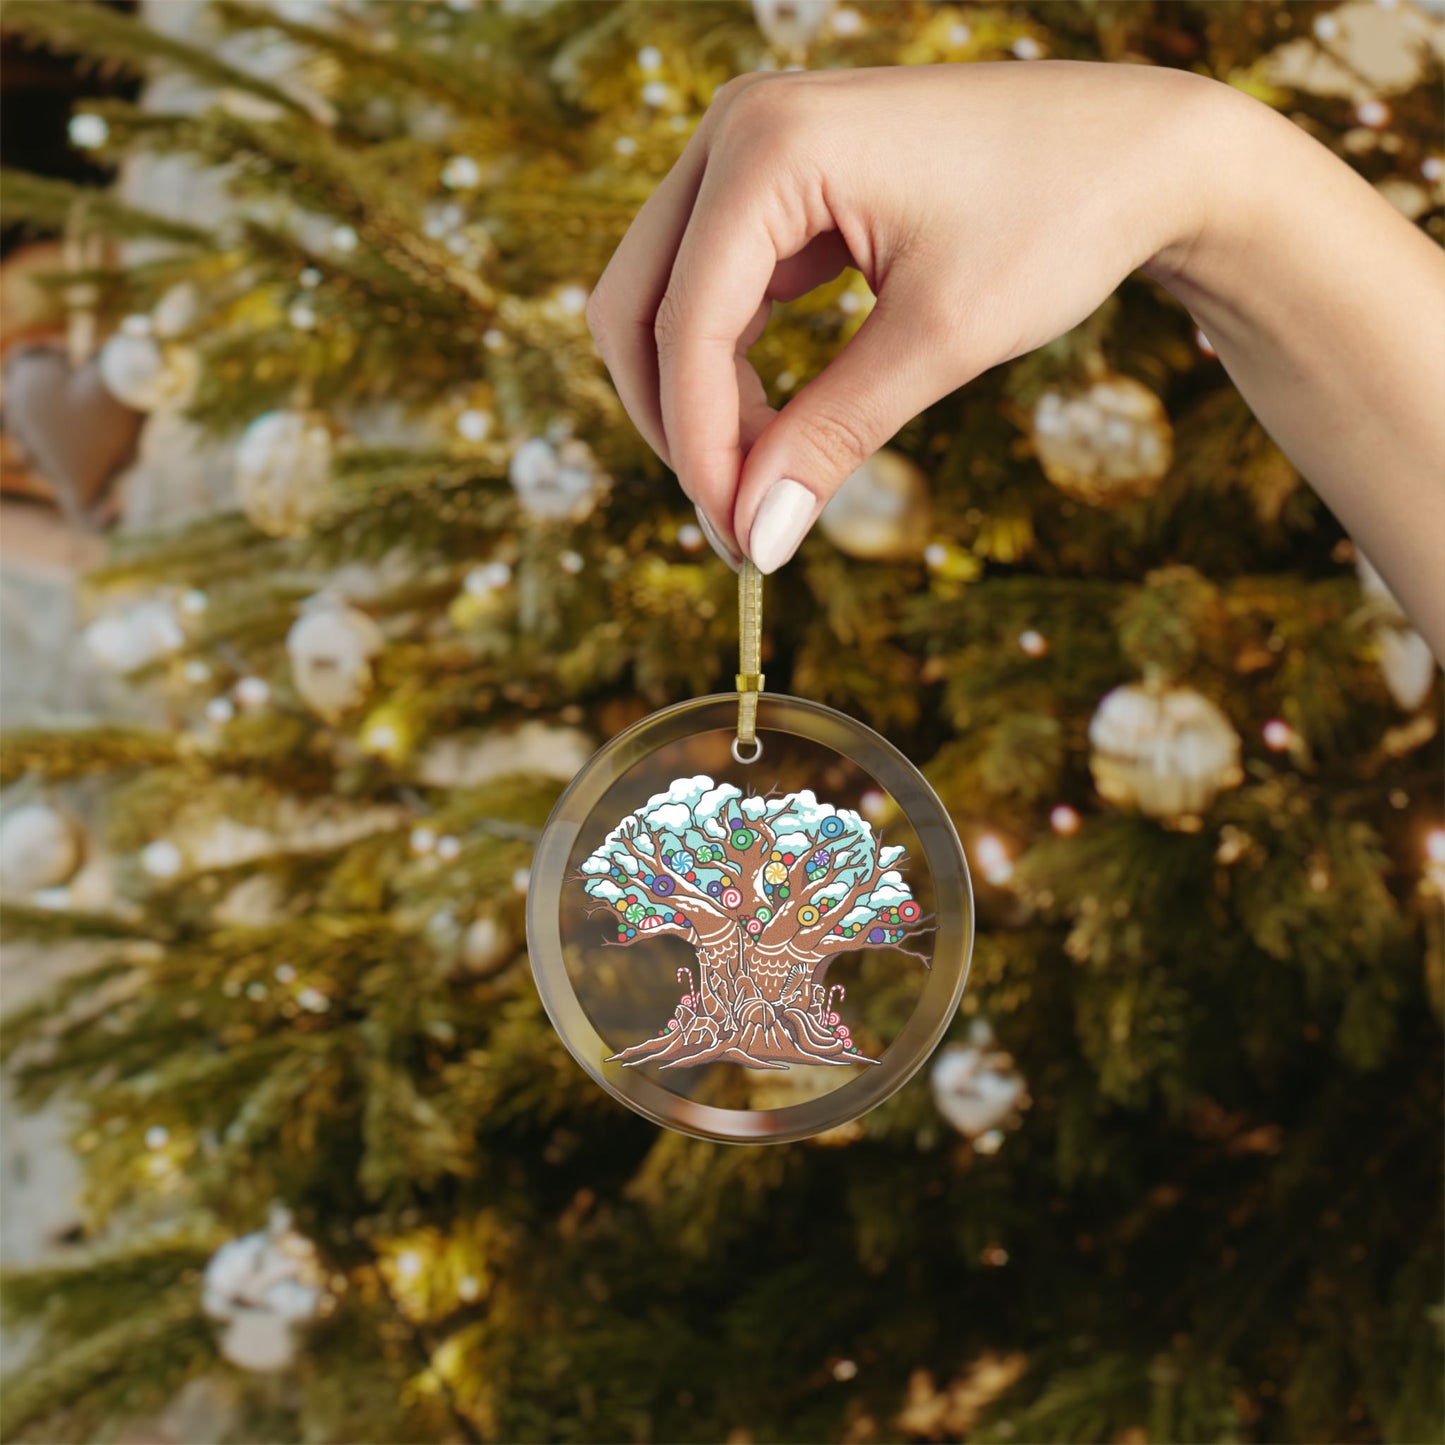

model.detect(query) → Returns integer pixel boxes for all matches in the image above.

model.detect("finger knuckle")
[714,74,803,154]
[792,404,875,474]
[652,288,686,360]
[584,284,614,355]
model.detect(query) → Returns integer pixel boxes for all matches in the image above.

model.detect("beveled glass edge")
[526,693,974,1144]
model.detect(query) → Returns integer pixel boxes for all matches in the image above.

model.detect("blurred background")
[0,2,1441,1442]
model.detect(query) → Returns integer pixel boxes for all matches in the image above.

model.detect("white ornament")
[508,435,603,521]
[0,803,84,894]
[818,448,931,561]
[751,0,835,54]
[236,411,334,538]
[286,597,384,722]
[330,224,359,253]
[1032,374,1173,505]
[84,599,184,674]
[203,1207,325,1373]
[1088,682,1243,822]
[931,1021,1029,1141]
[1356,554,1437,710]
[462,914,512,975]
[98,332,198,412]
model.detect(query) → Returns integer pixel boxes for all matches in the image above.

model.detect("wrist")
[1140,73,1267,292]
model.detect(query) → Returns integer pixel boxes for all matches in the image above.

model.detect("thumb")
[734,285,965,574]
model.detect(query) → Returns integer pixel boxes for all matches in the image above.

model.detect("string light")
[145,1125,170,1150]
[395,1250,423,1281]
[1018,629,1049,658]
[410,827,437,855]
[436,835,462,862]
[456,408,492,442]
[832,1359,859,1382]
[465,561,512,595]
[206,697,236,725]
[141,840,183,879]
[976,833,1013,886]
[1262,719,1294,752]
[1355,99,1390,129]
[69,113,109,149]
[234,676,270,710]
[1049,804,1081,836]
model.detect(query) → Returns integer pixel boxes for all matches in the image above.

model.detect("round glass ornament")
[528,692,973,1144]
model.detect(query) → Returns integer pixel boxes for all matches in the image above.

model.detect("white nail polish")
[695,506,742,571]
[748,478,816,575]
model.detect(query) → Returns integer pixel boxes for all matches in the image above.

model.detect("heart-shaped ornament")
[3,345,143,527]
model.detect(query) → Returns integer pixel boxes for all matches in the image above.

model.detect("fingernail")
[695,505,742,571]
[748,478,816,575]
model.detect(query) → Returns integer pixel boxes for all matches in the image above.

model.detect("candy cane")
[677,966,695,1009]
[827,984,846,1017]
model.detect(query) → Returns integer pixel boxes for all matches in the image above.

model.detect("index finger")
[656,158,803,542]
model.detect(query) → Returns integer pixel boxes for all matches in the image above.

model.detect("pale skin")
[586,62,1445,660]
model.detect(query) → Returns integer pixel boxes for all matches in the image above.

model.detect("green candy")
[730,829,752,850]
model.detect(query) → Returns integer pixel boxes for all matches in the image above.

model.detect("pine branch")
[0,728,179,784]
[2,0,309,116]
[0,170,212,248]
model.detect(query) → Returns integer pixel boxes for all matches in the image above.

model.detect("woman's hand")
[587,62,1217,570]
[586,62,1445,657]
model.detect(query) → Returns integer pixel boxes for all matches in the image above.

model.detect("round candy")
[720,886,743,909]
[769,850,782,861]
[625,904,644,924]
[820,815,845,839]
[673,912,686,925]
[652,875,676,897]
[763,862,787,885]
[745,918,763,936]
[868,927,886,943]
[899,901,921,922]
[730,829,753,850]
[671,849,694,871]
[706,880,723,897]
[755,906,772,923]
[797,905,819,926]
[812,849,830,867]
[782,853,795,865]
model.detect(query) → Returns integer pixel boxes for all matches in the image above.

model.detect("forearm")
[1145,82,1445,659]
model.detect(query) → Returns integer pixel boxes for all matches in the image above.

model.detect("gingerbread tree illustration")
[578,777,930,1070]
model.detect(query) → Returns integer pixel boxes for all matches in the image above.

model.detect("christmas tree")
[2,2,1442,1442]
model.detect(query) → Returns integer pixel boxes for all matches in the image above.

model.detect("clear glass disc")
[527,694,974,1144]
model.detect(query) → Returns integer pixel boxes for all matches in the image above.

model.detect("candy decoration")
[763,862,787,885]
[730,829,753,850]
[755,907,773,923]
[706,881,723,897]
[745,918,763,936]
[625,904,644,923]
[720,887,743,909]
[651,875,676,897]
[671,849,695,870]
[811,849,831,868]
[797,905,820,926]
[820,815,845,839]
[899,900,921,922]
